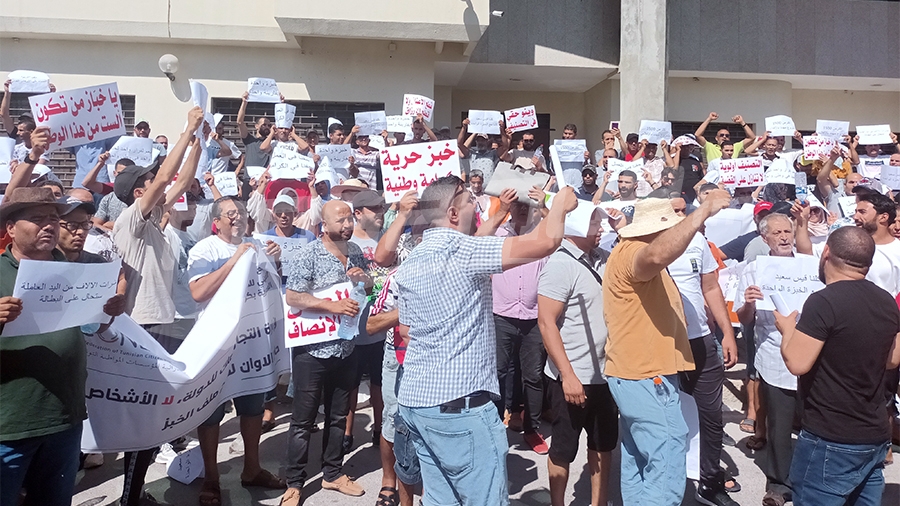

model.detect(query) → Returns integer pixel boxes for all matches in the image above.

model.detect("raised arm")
[791,200,813,255]
[694,112,718,147]
[733,115,755,144]
[163,136,202,211]
[496,122,511,161]
[417,114,437,142]
[258,127,276,152]
[501,186,578,270]
[742,132,768,156]
[374,190,417,266]
[632,189,730,281]
[6,127,50,193]
[237,91,250,139]
[457,118,471,157]
[138,107,203,218]
[1,80,12,135]
[81,151,111,193]
[289,127,310,151]
[474,188,516,236]
[211,132,231,158]
[816,146,841,197]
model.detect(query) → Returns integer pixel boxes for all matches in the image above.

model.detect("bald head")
[66,188,94,203]
[826,226,875,272]
[321,200,354,241]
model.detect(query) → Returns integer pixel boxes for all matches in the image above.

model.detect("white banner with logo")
[80,251,288,452]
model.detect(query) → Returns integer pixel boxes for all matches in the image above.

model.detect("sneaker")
[154,443,177,465]
[83,453,104,469]
[523,431,549,455]
[342,434,353,454]
[322,475,365,496]
[722,432,736,446]
[695,483,739,506]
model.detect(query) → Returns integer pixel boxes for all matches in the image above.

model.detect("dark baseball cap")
[114,162,158,204]
[582,165,597,175]
[351,189,386,209]
[626,133,639,143]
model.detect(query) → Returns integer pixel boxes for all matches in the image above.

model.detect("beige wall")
[667,77,793,132]
[0,37,438,138]
[791,89,900,130]
[584,79,620,156]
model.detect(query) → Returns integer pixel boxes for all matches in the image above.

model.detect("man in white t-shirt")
[205,118,241,174]
[852,132,899,180]
[735,213,803,506]
[666,198,740,506]
[187,196,285,505]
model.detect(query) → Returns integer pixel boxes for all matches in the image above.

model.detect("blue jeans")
[399,401,509,506]
[0,422,83,506]
[608,375,688,506]
[790,430,889,506]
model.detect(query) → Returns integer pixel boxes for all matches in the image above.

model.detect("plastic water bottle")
[337,282,367,340]
[795,183,808,204]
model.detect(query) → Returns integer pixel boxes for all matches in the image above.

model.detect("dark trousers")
[680,334,726,489]
[762,379,799,498]
[493,314,546,434]
[285,349,358,488]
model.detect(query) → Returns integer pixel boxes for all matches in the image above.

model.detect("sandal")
[241,468,287,489]
[724,472,741,493]
[746,435,767,451]
[376,486,399,506]
[261,419,277,434]
[739,418,756,434]
[199,481,221,506]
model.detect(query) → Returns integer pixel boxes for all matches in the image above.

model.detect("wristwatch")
[24,154,40,164]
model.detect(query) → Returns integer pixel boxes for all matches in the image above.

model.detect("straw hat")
[617,198,683,238]
[330,178,369,198]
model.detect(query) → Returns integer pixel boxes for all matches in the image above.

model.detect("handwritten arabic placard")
[802,135,836,162]
[8,70,51,93]
[379,140,461,203]
[765,115,796,137]
[107,137,154,180]
[553,139,588,163]
[880,165,900,191]
[855,124,893,145]
[756,254,823,313]
[606,158,644,193]
[0,137,15,184]
[718,156,765,188]
[638,120,672,144]
[386,115,414,134]
[315,144,351,170]
[354,110,387,136]
[28,83,126,150]
[717,262,745,302]
[166,445,205,484]
[285,282,352,347]
[246,77,281,104]
[504,105,538,133]
[80,250,288,452]
[274,103,296,129]
[402,94,435,122]
[214,172,238,196]
[816,119,849,142]
[189,80,208,113]
[269,144,314,181]
[2,259,121,337]
[468,110,502,135]
[765,158,797,185]
[252,233,311,265]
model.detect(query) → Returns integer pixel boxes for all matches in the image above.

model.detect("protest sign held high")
[29,83,126,150]
[246,77,281,103]
[504,105,538,133]
[380,140,461,202]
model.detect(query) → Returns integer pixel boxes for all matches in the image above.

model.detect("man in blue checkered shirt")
[395,175,578,505]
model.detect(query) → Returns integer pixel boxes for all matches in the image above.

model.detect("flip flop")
[241,469,287,489]
[376,486,399,506]
[739,418,756,433]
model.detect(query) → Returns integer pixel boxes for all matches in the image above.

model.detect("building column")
[619,0,667,135]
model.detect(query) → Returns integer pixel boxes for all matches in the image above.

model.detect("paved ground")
[73,339,899,506]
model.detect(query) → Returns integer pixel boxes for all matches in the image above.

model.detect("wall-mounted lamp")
[158,54,179,81]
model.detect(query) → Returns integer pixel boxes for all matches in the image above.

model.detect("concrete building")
[1,0,898,184]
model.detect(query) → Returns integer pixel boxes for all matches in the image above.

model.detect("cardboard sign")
[106,137,154,179]
[246,78,281,103]
[29,83,126,150]
[467,110,503,135]
[379,140,461,203]
[765,115,796,137]
[401,94,435,122]
[8,70,51,93]
[638,120,672,144]
[504,105,538,133]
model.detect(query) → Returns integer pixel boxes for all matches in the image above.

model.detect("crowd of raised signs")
[1,71,900,506]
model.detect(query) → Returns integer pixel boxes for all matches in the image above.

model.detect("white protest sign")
[815,119,849,141]
[802,135,836,162]
[553,139,588,163]
[106,137,154,179]
[274,103,296,129]
[8,70,51,93]
[765,115,796,137]
[2,259,121,337]
[269,145,314,180]
[252,233,311,265]
[315,156,341,188]
[880,165,900,191]
[718,157,766,188]
[855,124,893,145]
[756,254,824,314]
[29,83,126,150]
[80,251,288,452]
[838,195,857,218]
[765,158,797,185]
[0,137,15,184]
[189,80,208,112]
[504,105,538,133]
[467,110,503,135]
[717,262,745,302]
[638,120,672,144]
[401,94,435,122]
[285,282,352,347]
[213,172,238,196]
[316,144,352,170]
[166,445,205,485]
[354,110,387,136]
[605,158,644,193]
[245,165,267,181]
[703,204,755,248]
[368,134,386,150]
[246,78,281,104]
[548,145,568,188]
[386,115,414,134]
[545,192,612,238]
[379,140,461,203]
[327,117,342,129]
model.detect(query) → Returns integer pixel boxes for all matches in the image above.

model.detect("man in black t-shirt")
[237,91,275,169]
[774,226,900,506]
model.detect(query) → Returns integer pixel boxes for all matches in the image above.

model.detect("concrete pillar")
[619,0,668,135]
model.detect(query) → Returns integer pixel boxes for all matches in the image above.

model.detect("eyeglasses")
[220,210,245,220]
[717,133,730,138]
[59,220,92,232]
[663,177,676,182]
